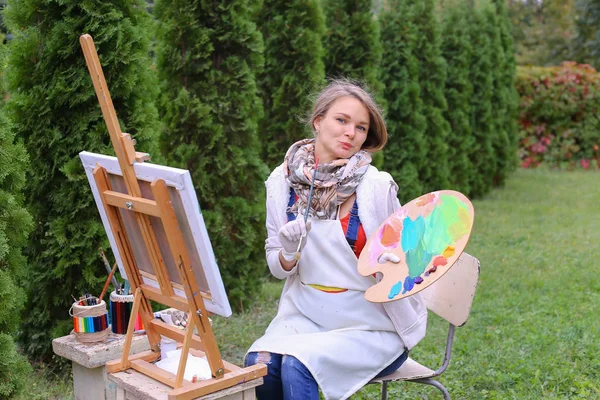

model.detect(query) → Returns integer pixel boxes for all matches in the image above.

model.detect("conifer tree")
[412,0,451,193]
[493,0,519,176]
[258,0,326,168]
[572,0,600,69]
[484,3,511,187]
[380,0,427,203]
[441,2,474,196]
[322,0,384,96]
[0,33,33,399]
[4,0,160,362]
[467,3,495,197]
[155,0,269,309]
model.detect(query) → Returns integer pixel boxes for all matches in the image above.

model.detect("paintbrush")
[98,262,118,302]
[295,156,319,261]
[99,248,121,294]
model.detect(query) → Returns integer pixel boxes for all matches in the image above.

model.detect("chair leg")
[380,381,388,400]
[413,378,450,400]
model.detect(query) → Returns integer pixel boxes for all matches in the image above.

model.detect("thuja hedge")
[380,0,427,203]
[322,0,383,96]
[516,62,600,169]
[155,0,269,311]
[382,0,518,200]
[0,33,32,399]
[4,0,160,363]
[258,0,326,169]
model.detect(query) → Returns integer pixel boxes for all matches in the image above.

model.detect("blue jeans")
[245,350,409,400]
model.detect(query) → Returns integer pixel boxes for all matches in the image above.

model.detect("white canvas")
[80,151,232,317]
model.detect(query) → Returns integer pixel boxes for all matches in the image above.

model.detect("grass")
[13,361,74,400]
[20,168,600,399]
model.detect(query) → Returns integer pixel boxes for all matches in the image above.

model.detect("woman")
[246,80,428,400]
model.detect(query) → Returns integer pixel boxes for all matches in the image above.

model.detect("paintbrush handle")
[296,157,319,261]
[100,248,121,293]
[98,263,118,301]
[294,233,306,261]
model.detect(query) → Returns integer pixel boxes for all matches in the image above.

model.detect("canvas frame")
[80,151,232,317]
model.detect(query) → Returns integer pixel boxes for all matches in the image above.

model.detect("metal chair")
[369,252,480,400]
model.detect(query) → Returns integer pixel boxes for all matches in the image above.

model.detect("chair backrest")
[420,252,480,327]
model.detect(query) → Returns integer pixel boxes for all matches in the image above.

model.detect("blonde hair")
[308,79,387,153]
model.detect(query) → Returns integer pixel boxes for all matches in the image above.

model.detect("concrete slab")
[52,333,151,369]
[108,370,261,400]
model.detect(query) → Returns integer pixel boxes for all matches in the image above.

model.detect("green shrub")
[411,0,451,193]
[155,0,269,311]
[4,0,160,363]
[516,62,600,169]
[0,33,33,399]
[467,3,495,197]
[322,0,384,97]
[572,0,600,70]
[440,1,474,197]
[258,0,326,168]
[380,0,427,203]
[493,0,520,176]
[485,1,513,187]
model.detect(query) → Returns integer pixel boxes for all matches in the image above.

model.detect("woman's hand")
[278,217,312,262]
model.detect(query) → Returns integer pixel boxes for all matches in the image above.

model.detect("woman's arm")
[265,191,299,279]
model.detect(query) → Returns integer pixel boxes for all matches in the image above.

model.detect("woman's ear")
[313,117,322,134]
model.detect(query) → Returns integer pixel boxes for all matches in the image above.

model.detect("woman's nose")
[345,125,355,138]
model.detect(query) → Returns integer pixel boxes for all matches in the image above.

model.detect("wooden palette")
[357,190,475,303]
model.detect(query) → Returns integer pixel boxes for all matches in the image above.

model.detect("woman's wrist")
[279,250,297,271]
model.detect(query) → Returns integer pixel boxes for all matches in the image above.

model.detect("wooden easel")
[79,34,266,399]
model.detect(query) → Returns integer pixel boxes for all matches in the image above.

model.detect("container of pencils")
[71,298,110,343]
[110,291,144,334]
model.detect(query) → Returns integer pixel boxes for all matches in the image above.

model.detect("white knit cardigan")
[264,164,428,350]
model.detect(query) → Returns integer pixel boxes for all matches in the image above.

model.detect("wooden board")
[80,151,231,317]
[357,190,474,302]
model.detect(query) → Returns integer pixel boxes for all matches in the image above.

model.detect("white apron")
[248,219,405,400]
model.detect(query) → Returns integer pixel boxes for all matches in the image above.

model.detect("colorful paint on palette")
[367,193,472,299]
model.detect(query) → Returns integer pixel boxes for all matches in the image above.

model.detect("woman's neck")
[313,144,334,164]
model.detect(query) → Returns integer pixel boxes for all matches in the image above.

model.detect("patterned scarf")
[284,138,372,220]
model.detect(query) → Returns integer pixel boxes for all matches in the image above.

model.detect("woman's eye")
[336,118,345,123]
[357,126,367,132]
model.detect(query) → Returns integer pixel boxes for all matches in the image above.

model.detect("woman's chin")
[338,149,356,159]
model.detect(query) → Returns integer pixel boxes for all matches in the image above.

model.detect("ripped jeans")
[245,351,408,400]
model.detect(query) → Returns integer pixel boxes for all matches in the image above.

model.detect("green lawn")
[211,169,600,399]
[22,169,600,399]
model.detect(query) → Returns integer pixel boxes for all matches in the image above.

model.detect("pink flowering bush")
[516,62,600,169]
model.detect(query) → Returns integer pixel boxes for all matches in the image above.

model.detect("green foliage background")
[440,2,474,197]
[0,32,33,399]
[4,0,160,363]
[154,0,269,311]
[322,0,384,97]
[412,0,451,193]
[572,0,600,69]
[258,0,326,169]
[379,0,427,203]
[485,3,511,187]
[494,0,520,176]
[467,2,496,198]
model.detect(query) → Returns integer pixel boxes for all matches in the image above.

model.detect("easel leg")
[120,288,143,370]
[175,316,195,388]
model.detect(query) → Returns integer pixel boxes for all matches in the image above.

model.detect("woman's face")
[313,96,370,163]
